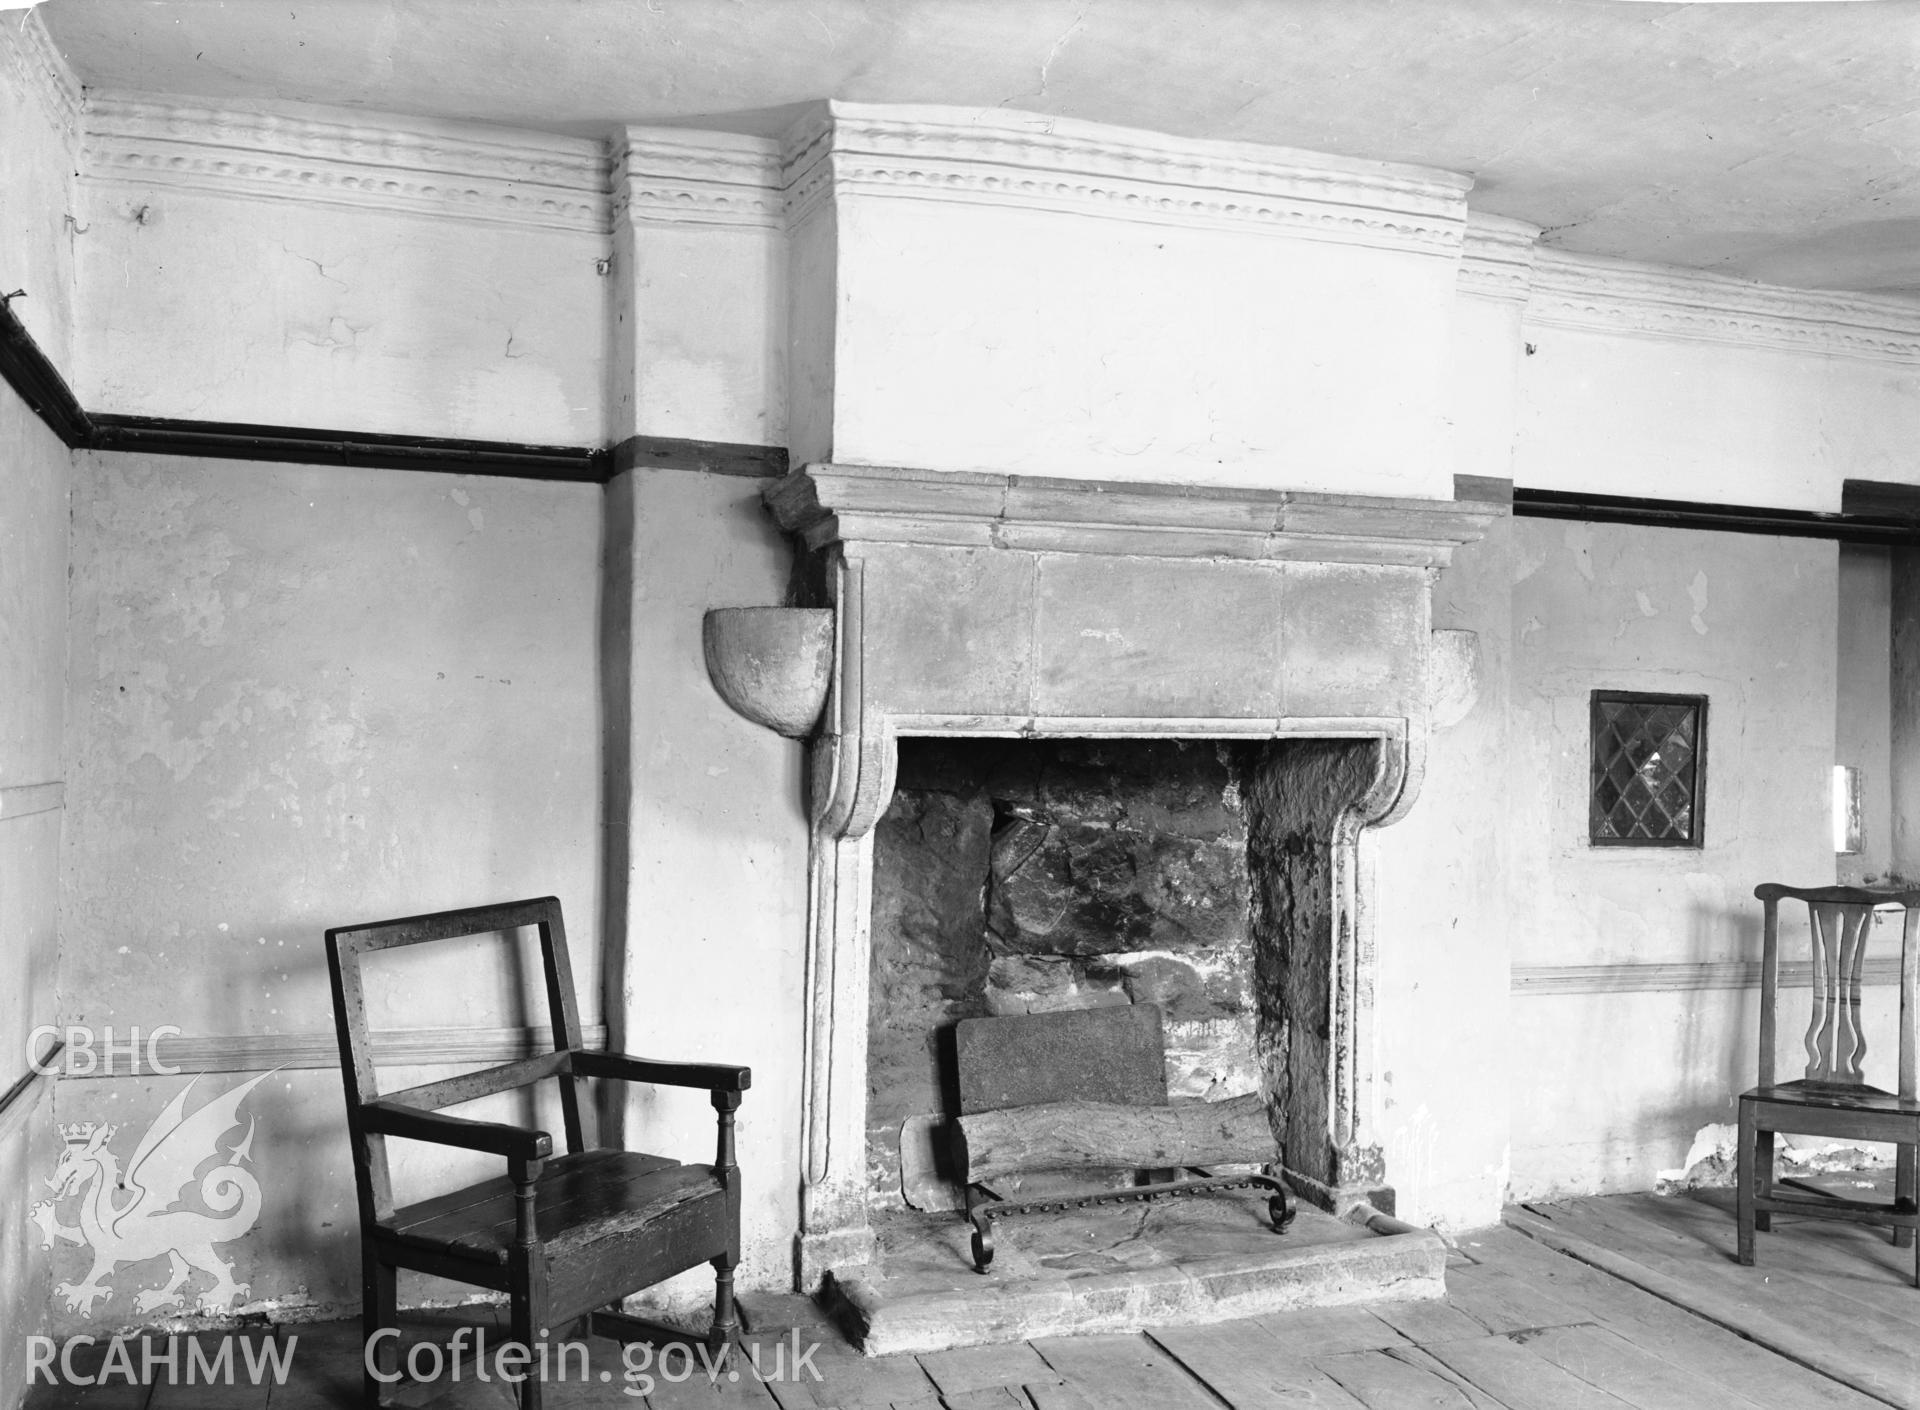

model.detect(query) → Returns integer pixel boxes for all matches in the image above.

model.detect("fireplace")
[720,462,1496,1290]
[867,733,1386,1221]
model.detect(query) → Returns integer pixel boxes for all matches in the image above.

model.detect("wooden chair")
[325,897,750,1410]
[1738,883,1920,1285]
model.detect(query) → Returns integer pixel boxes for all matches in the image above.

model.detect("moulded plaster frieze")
[4,7,82,150]
[1527,248,1920,365]
[766,463,1498,568]
[615,127,785,229]
[779,101,1473,256]
[1457,213,1540,303]
[80,96,610,233]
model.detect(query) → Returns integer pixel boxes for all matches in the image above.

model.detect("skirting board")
[1512,959,1903,996]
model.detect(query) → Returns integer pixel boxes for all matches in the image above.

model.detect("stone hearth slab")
[822,1197,1447,1355]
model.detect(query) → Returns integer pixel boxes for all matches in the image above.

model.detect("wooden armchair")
[325,897,750,1410]
[1738,883,1920,1286]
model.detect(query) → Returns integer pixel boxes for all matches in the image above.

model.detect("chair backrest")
[1754,883,1920,1097]
[325,896,588,1222]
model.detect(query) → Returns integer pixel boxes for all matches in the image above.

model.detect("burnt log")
[955,1092,1275,1184]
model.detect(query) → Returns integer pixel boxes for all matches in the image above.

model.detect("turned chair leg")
[708,1251,740,1354]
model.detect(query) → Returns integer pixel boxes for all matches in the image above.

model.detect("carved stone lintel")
[766,464,1497,569]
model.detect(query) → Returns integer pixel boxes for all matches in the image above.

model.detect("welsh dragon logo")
[30,1072,268,1318]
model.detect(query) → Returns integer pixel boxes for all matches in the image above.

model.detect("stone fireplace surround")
[755,462,1496,1286]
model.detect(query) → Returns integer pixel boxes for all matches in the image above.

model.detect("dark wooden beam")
[88,414,609,482]
[1842,478,1920,523]
[1512,486,1920,546]
[0,296,91,446]
[611,434,788,478]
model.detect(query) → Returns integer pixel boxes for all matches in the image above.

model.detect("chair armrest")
[573,1050,751,1094]
[361,1100,553,1160]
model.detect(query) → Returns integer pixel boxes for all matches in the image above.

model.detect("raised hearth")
[824,1198,1446,1354]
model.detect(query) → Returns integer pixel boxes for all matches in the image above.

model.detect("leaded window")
[1589,691,1707,847]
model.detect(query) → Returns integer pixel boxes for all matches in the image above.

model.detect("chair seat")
[1742,1079,1920,1115]
[383,1149,726,1265]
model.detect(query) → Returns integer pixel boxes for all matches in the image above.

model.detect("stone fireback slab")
[1033,555,1286,719]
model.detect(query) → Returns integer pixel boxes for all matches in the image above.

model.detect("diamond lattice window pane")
[1589,692,1706,847]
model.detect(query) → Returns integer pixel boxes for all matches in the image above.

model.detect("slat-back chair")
[1738,883,1920,1285]
[326,897,750,1410]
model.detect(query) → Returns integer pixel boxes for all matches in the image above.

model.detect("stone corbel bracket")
[1427,628,1481,730]
[702,606,836,739]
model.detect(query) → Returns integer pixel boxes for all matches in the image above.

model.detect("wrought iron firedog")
[951,1004,1296,1273]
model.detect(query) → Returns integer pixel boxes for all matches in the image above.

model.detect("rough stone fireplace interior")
[722,462,1496,1287]
[868,734,1384,1218]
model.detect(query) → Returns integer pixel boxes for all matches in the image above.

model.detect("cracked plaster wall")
[0,14,74,1402]
[1837,545,1893,886]
[72,183,605,444]
[49,452,603,1331]
[1514,322,1920,513]
[1504,518,1837,1202]
[809,195,1462,496]
[602,466,809,1306]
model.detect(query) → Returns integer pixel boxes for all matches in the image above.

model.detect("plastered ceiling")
[35,0,1920,297]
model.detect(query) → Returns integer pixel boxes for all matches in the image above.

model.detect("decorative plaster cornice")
[780,101,1472,256]
[1527,249,1920,364]
[1458,213,1539,303]
[81,96,610,234]
[615,127,784,229]
[767,463,1498,568]
[3,7,81,149]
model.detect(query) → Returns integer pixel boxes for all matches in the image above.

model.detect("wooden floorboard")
[36,1190,1920,1410]
[1150,1321,1367,1408]
[1312,1347,1488,1409]
[1496,1324,1758,1410]
[915,1341,1058,1398]
[1514,1196,1920,1407]
[1029,1333,1220,1410]
[1420,1333,1639,1410]
[1465,1226,1887,1410]
[1542,1190,1920,1394]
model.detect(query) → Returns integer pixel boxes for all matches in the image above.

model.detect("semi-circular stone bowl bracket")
[702,606,836,738]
